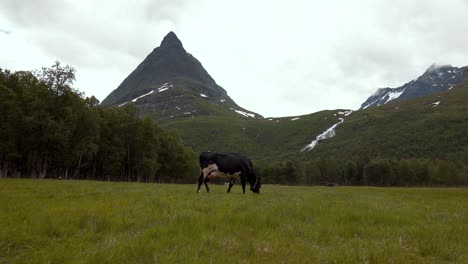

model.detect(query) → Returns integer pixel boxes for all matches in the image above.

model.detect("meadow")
[0,179,466,263]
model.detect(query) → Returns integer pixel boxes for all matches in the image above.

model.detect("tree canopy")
[0,63,197,182]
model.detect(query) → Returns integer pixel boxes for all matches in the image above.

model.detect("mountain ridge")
[314,77,468,160]
[360,64,467,109]
[101,32,262,121]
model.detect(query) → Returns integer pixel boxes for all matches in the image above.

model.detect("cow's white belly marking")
[211,171,241,179]
[203,163,241,179]
[202,163,219,178]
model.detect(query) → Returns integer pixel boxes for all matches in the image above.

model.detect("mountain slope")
[160,111,349,160]
[308,78,468,160]
[361,64,467,109]
[101,32,261,121]
[164,69,468,162]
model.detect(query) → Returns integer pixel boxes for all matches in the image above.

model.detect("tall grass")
[0,179,466,263]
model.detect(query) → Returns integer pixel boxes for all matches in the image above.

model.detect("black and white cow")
[197,152,261,194]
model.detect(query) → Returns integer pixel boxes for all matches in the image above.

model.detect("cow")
[197,152,261,194]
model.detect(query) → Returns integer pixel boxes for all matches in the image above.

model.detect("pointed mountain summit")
[360,64,467,109]
[160,31,184,49]
[102,32,261,120]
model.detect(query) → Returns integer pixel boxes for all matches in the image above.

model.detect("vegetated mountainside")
[160,110,352,160]
[101,32,261,121]
[100,31,467,177]
[360,64,467,109]
[306,78,468,160]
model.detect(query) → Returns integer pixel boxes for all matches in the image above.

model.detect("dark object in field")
[324,182,340,187]
[197,152,261,194]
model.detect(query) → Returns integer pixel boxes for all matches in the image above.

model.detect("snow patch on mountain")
[385,90,405,103]
[360,64,466,109]
[302,110,353,151]
[234,109,255,118]
[118,83,173,107]
[337,110,353,116]
[362,101,376,110]
[229,108,256,118]
[302,118,344,151]
[362,89,405,109]
[158,83,173,92]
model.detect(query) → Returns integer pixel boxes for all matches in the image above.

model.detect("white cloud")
[1,0,467,117]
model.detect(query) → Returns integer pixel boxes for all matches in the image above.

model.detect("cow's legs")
[227,178,236,193]
[197,171,204,193]
[204,177,210,193]
[240,175,246,194]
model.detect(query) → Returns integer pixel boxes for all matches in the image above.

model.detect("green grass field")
[0,179,466,263]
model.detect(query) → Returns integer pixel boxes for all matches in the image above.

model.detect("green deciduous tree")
[0,64,197,183]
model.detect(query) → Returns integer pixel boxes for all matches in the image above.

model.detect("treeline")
[256,158,468,186]
[0,63,198,182]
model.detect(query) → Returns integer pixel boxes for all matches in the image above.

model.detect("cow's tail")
[249,159,261,194]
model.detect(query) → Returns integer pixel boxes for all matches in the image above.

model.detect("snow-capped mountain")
[101,32,261,121]
[360,64,467,109]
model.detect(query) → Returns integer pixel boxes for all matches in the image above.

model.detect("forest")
[255,158,468,186]
[0,62,198,182]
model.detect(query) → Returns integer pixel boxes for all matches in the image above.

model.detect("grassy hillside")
[308,80,468,160]
[1,179,466,263]
[159,79,468,162]
[160,110,344,160]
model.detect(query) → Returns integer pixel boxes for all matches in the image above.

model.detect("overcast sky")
[1,0,468,117]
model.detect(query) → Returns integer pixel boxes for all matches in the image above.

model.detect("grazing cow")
[197,152,261,194]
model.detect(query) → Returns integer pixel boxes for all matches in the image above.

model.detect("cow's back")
[199,152,217,168]
[214,153,250,174]
[199,152,251,174]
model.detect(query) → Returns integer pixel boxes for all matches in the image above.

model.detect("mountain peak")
[101,31,262,120]
[160,31,184,50]
[424,63,453,74]
[360,63,466,109]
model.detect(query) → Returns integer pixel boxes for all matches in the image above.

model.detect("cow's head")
[251,177,261,194]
